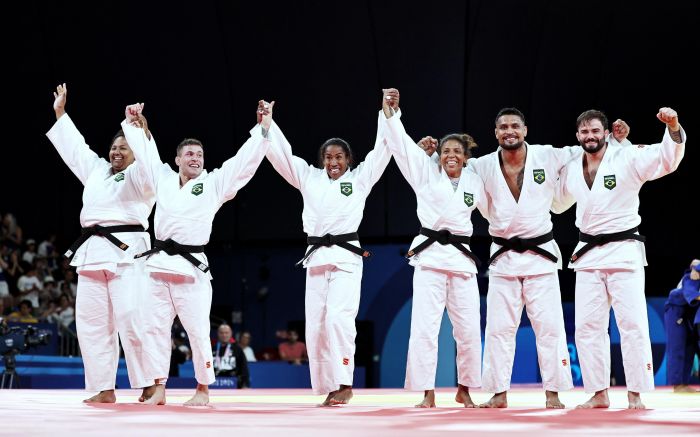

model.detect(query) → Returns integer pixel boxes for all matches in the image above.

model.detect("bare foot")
[455,385,476,408]
[627,391,645,409]
[139,385,157,402]
[673,384,699,393]
[479,391,507,408]
[329,385,353,405]
[416,389,436,408]
[576,389,609,409]
[545,390,565,409]
[83,390,116,403]
[183,384,209,406]
[143,384,166,405]
[320,390,338,407]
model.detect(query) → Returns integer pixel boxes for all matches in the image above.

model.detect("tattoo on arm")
[517,167,524,191]
[669,128,682,143]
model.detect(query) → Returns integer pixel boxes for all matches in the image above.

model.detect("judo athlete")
[556,107,686,408]
[381,90,487,408]
[46,84,155,402]
[263,91,394,406]
[664,259,700,392]
[120,102,272,405]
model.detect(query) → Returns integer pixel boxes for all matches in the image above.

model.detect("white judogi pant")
[575,268,654,393]
[482,272,573,393]
[305,264,362,395]
[142,272,215,386]
[405,266,481,390]
[76,264,148,391]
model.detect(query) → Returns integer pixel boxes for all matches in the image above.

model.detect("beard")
[500,140,524,151]
[580,137,606,153]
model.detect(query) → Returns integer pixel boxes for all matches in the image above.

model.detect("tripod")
[1,353,20,389]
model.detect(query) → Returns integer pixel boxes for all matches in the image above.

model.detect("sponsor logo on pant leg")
[646,363,652,371]
[206,361,211,368]
[562,359,568,366]
[342,358,349,365]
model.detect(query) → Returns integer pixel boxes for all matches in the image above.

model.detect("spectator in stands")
[279,329,308,365]
[57,269,77,299]
[212,324,250,388]
[7,299,39,323]
[1,213,23,248]
[22,239,37,264]
[0,244,10,307]
[16,261,42,308]
[43,293,76,328]
[37,234,57,258]
[664,259,700,392]
[239,331,257,362]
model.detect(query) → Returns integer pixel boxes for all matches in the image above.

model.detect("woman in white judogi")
[381,97,487,408]
[555,108,686,409]
[263,91,394,406]
[46,84,155,402]
[120,103,271,406]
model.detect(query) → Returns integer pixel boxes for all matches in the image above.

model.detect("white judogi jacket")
[121,121,270,279]
[265,113,392,270]
[556,127,686,270]
[468,144,580,276]
[382,114,487,274]
[47,114,155,271]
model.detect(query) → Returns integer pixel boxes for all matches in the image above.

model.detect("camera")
[1,317,52,389]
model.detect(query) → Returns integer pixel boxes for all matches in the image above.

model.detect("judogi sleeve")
[46,114,106,185]
[265,120,313,190]
[352,111,394,190]
[382,111,431,190]
[211,125,271,203]
[121,121,169,189]
[681,270,700,307]
[626,126,686,182]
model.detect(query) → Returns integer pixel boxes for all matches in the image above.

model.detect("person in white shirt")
[263,91,394,406]
[555,107,686,409]
[121,101,272,406]
[381,89,487,408]
[46,84,156,403]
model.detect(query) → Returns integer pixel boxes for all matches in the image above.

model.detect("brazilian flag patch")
[191,183,204,196]
[533,169,545,184]
[114,172,125,182]
[340,182,353,197]
[603,175,616,190]
[464,192,474,207]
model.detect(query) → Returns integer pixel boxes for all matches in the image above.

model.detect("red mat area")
[0,387,698,436]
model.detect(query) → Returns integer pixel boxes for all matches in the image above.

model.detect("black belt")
[135,238,209,273]
[406,227,481,268]
[296,232,370,267]
[489,231,557,265]
[570,227,645,263]
[64,224,146,260]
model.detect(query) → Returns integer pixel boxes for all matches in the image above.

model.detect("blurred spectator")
[3,248,23,296]
[57,269,77,299]
[212,324,250,388]
[1,213,23,247]
[7,299,39,323]
[16,261,42,308]
[43,276,59,300]
[0,245,10,305]
[22,239,37,264]
[238,330,257,362]
[37,234,56,258]
[664,259,700,392]
[42,293,75,328]
[278,329,308,365]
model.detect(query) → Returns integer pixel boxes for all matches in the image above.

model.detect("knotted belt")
[406,227,481,267]
[488,231,557,265]
[135,238,209,273]
[64,224,146,260]
[570,226,645,263]
[296,232,370,267]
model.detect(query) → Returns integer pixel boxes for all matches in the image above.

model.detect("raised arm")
[627,107,686,182]
[212,101,273,202]
[352,89,397,188]
[46,83,106,185]
[264,101,312,190]
[120,103,168,189]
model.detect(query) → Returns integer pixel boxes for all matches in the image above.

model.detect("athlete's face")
[109,136,135,173]
[323,145,349,180]
[495,115,527,151]
[576,119,608,154]
[439,139,466,178]
[176,144,204,181]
